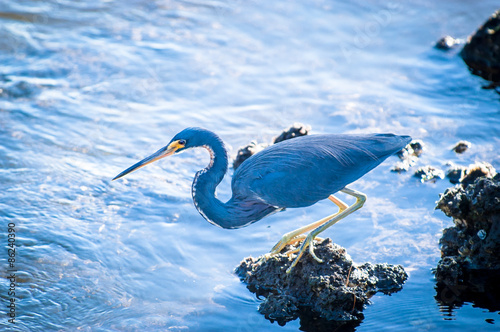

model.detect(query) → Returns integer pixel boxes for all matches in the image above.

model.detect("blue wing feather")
[231,134,410,208]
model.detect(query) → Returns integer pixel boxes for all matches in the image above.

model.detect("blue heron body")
[113,127,411,272]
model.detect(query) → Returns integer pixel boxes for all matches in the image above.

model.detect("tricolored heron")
[113,127,411,273]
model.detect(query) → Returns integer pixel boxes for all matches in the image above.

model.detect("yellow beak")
[112,141,183,181]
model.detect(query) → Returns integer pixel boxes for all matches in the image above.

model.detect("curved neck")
[191,135,233,228]
[191,131,279,229]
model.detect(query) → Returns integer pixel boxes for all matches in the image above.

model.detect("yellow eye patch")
[168,140,185,150]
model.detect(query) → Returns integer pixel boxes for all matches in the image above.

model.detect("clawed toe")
[269,232,325,273]
[285,235,323,273]
[271,233,306,254]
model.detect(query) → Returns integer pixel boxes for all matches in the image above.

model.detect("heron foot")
[286,233,323,273]
[267,233,324,273]
[282,236,324,257]
[270,233,305,255]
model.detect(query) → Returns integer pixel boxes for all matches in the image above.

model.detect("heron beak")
[112,141,184,181]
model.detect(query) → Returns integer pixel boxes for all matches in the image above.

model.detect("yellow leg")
[286,187,366,274]
[270,195,349,255]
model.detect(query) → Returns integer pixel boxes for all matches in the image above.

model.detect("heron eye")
[178,139,186,146]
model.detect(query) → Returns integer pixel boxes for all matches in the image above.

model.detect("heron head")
[112,127,218,181]
[112,131,192,181]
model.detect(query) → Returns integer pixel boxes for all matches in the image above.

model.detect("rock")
[435,36,462,50]
[233,141,268,169]
[459,162,496,187]
[414,165,445,182]
[408,140,425,157]
[435,175,500,276]
[272,123,311,144]
[392,139,424,172]
[435,175,500,311]
[233,123,310,169]
[461,10,500,82]
[235,239,407,327]
[446,164,468,184]
[396,140,425,159]
[391,160,415,173]
[445,162,496,186]
[452,140,471,154]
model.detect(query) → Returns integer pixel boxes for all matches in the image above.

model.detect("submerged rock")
[435,36,462,50]
[414,165,445,182]
[445,164,468,184]
[233,123,310,169]
[459,162,496,187]
[391,160,414,173]
[445,162,496,186]
[235,239,407,327]
[461,10,500,82]
[392,139,424,172]
[272,123,311,144]
[434,175,500,311]
[452,140,471,154]
[233,141,268,169]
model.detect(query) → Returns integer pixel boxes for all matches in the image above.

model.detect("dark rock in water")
[391,160,414,173]
[233,141,268,169]
[452,140,471,154]
[235,239,407,327]
[446,164,468,184]
[459,162,496,187]
[435,36,461,50]
[409,140,425,157]
[392,139,424,172]
[414,165,444,182]
[461,10,500,82]
[436,175,499,228]
[435,176,500,268]
[435,175,500,311]
[272,123,311,144]
[396,140,425,159]
[445,162,496,186]
[233,123,310,169]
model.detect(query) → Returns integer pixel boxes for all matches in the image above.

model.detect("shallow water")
[0,0,499,331]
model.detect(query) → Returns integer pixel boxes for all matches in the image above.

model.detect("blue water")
[1,0,499,331]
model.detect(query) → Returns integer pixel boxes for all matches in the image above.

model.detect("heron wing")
[231,134,410,208]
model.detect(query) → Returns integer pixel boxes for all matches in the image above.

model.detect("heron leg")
[270,195,349,255]
[286,187,367,274]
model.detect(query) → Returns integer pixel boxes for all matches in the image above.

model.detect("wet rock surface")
[434,174,500,311]
[459,162,496,187]
[414,165,445,182]
[461,10,500,82]
[445,162,496,186]
[233,123,310,169]
[435,35,462,50]
[445,164,468,184]
[392,139,424,172]
[235,239,407,329]
[233,141,268,169]
[391,138,494,187]
[452,140,471,154]
[272,123,311,144]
